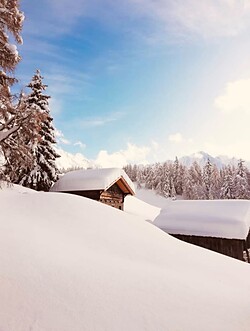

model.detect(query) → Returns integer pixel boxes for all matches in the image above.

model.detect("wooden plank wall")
[169,233,245,261]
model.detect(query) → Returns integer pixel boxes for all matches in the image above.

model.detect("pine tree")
[3,91,42,182]
[0,0,24,143]
[173,157,183,195]
[220,166,235,199]
[183,168,197,199]
[234,159,249,199]
[162,173,170,198]
[202,159,214,199]
[170,177,176,200]
[18,70,60,191]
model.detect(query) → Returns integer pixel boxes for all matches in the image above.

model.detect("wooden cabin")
[154,200,250,262]
[50,168,135,210]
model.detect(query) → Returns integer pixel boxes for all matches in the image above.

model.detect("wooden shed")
[50,168,135,210]
[154,200,250,262]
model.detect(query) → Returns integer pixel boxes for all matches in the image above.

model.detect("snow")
[128,188,250,240]
[154,199,250,239]
[124,195,161,222]
[51,167,135,193]
[1,186,250,331]
[0,182,38,193]
[5,43,18,56]
[135,186,174,208]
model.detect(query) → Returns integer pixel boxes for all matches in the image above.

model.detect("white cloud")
[80,112,124,128]
[55,129,71,145]
[24,0,250,41]
[168,132,183,143]
[45,70,91,98]
[95,143,151,168]
[74,141,86,149]
[126,0,250,40]
[203,141,250,161]
[214,78,250,113]
[151,140,159,150]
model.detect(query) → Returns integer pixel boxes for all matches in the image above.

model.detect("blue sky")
[16,0,250,166]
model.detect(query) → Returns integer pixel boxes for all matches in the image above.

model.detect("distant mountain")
[179,151,245,169]
[55,148,93,171]
[54,148,249,172]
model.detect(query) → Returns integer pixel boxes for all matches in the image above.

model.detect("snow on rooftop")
[50,168,135,193]
[154,200,250,240]
[1,187,250,330]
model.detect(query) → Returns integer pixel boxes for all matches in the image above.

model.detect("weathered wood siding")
[100,183,124,210]
[169,233,245,261]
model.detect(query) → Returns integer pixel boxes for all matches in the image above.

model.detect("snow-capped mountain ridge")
[55,147,93,171]
[55,147,249,171]
[179,151,247,168]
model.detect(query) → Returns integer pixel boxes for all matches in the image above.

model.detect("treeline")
[124,158,250,200]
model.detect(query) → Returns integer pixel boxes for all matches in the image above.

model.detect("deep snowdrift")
[124,195,161,221]
[1,187,250,331]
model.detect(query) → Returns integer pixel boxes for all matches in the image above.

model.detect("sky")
[15,0,250,166]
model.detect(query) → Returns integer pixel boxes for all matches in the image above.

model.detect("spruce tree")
[19,70,60,191]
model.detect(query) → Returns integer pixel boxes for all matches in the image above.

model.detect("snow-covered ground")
[124,195,161,222]
[1,185,250,331]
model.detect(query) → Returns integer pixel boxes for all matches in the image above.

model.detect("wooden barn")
[154,200,250,262]
[50,168,135,210]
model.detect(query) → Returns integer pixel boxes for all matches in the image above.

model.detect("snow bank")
[124,195,161,222]
[135,186,173,208]
[0,182,38,193]
[51,167,135,193]
[154,200,250,239]
[1,188,250,331]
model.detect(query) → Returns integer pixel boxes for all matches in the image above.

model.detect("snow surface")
[1,186,250,330]
[135,186,173,208]
[124,195,161,222]
[154,199,250,239]
[51,167,135,193]
[0,182,38,194]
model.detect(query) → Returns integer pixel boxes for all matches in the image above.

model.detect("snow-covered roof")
[154,200,250,240]
[50,168,135,195]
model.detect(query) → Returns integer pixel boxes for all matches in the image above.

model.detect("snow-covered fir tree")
[202,159,214,199]
[173,157,183,195]
[0,0,24,144]
[3,91,44,183]
[183,168,198,199]
[170,177,176,200]
[234,160,249,199]
[18,70,60,191]
[220,166,235,199]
